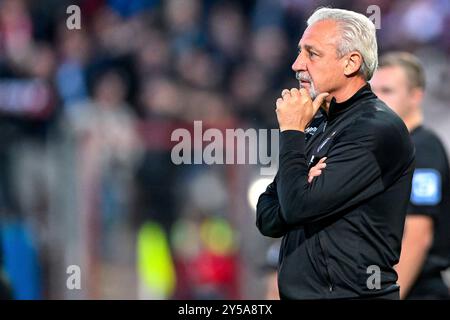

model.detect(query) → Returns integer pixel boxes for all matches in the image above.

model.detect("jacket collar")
[326,83,375,121]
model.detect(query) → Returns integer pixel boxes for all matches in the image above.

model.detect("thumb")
[312,92,330,113]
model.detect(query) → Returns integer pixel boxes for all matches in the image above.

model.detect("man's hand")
[276,88,329,132]
[308,157,327,183]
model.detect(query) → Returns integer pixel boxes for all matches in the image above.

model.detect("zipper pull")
[323,121,328,132]
[308,155,315,166]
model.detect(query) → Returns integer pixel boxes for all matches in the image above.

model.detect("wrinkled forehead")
[298,19,340,51]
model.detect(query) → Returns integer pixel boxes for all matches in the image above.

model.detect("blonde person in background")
[372,52,450,299]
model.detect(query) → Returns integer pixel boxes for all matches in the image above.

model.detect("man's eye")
[309,51,317,58]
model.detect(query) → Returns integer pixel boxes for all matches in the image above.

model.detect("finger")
[312,92,330,113]
[309,166,324,174]
[308,170,322,183]
[299,88,313,105]
[315,163,326,169]
[310,169,322,177]
[317,157,327,164]
[299,88,310,99]
[290,88,300,97]
[281,89,290,99]
[314,163,326,170]
[276,98,283,109]
[308,168,320,177]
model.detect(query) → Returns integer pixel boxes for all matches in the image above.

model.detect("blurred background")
[0,0,449,299]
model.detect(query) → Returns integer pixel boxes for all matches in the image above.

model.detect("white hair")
[307,7,378,80]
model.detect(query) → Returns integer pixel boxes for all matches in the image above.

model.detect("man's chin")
[299,83,317,99]
[302,87,318,99]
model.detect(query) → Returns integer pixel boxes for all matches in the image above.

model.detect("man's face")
[292,20,347,99]
[371,66,413,119]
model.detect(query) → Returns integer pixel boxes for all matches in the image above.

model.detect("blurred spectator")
[67,69,141,266]
[229,62,270,125]
[207,2,247,71]
[251,26,289,80]
[0,0,34,68]
[251,0,284,30]
[135,28,171,77]
[107,0,160,18]
[164,0,205,54]
[175,48,224,90]
[55,28,92,108]
[140,75,183,120]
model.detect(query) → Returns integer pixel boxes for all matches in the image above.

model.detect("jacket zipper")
[322,120,328,132]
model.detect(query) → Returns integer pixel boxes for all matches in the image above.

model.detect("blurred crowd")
[0,0,449,299]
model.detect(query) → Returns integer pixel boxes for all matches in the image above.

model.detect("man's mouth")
[300,80,310,87]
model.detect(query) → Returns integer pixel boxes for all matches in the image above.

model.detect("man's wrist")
[279,126,305,132]
[279,130,306,154]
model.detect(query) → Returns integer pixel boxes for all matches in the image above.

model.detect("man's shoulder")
[412,126,445,151]
[341,97,410,143]
[412,126,449,170]
[335,97,414,172]
[357,97,404,129]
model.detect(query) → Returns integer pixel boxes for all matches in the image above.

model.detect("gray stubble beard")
[296,71,319,99]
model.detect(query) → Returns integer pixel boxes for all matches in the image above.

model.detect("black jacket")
[256,84,415,299]
[406,126,450,299]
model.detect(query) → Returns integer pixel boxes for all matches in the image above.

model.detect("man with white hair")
[256,8,415,299]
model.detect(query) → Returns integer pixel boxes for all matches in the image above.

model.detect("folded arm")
[275,129,384,225]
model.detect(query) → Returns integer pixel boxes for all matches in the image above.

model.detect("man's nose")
[292,53,307,72]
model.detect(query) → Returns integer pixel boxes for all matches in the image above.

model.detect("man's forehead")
[372,66,408,89]
[377,66,406,80]
[298,20,339,49]
[376,66,409,84]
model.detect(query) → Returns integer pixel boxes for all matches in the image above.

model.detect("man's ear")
[344,51,363,76]
[410,87,424,106]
